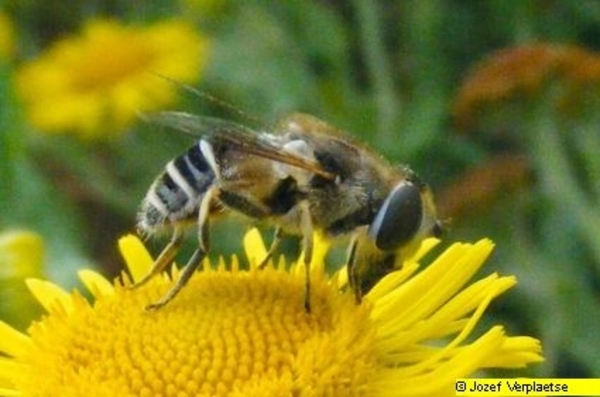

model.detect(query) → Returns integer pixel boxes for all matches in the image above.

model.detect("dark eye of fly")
[368,181,423,251]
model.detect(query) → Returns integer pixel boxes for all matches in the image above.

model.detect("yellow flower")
[0,231,44,279]
[0,230,543,396]
[0,230,45,332]
[16,18,209,139]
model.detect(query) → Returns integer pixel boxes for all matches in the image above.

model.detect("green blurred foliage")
[1,0,599,378]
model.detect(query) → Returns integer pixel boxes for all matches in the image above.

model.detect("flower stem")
[352,0,401,145]
[528,101,600,269]
[573,120,600,200]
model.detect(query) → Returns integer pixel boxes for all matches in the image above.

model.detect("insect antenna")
[149,72,265,128]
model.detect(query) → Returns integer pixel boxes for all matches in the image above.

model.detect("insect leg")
[299,201,313,312]
[146,188,216,311]
[130,228,184,289]
[258,227,284,269]
[346,236,363,304]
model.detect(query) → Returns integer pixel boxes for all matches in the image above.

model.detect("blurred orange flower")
[453,44,600,129]
[437,154,531,219]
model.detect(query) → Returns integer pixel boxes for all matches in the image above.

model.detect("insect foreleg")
[146,188,216,311]
[346,236,362,304]
[346,233,397,304]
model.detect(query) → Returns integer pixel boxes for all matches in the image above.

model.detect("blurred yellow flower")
[0,231,44,279]
[16,18,209,139]
[0,230,542,396]
[0,230,45,331]
[0,12,16,60]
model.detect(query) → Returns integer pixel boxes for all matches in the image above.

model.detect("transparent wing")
[143,111,335,180]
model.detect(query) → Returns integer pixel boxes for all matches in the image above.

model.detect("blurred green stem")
[573,121,600,200]
[353,0,401,145]
[0,66,23,209]
[401,0,445,159]
[34,138,137,215]
[511,1,537,43]
[528,102,600,269]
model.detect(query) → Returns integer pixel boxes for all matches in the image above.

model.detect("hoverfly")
[134,112,442,311]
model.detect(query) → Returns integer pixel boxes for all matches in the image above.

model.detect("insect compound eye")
[369,181,423,251]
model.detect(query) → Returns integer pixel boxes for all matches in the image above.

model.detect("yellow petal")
[0,323,31,358]
[118,234,154,282]
[78,269,114,297]
[243,228,267,268]
[25,278,73,314]
[0,387,20,396]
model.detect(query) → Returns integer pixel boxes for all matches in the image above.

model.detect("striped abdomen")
[137,140,217,232]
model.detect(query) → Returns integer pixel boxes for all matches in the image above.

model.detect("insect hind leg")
[145,245,207,311]
[258,227,284,269]
[145,188,216,311]
[130,228,184,289]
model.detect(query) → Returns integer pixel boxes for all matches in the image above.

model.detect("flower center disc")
[25,266,377,397]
